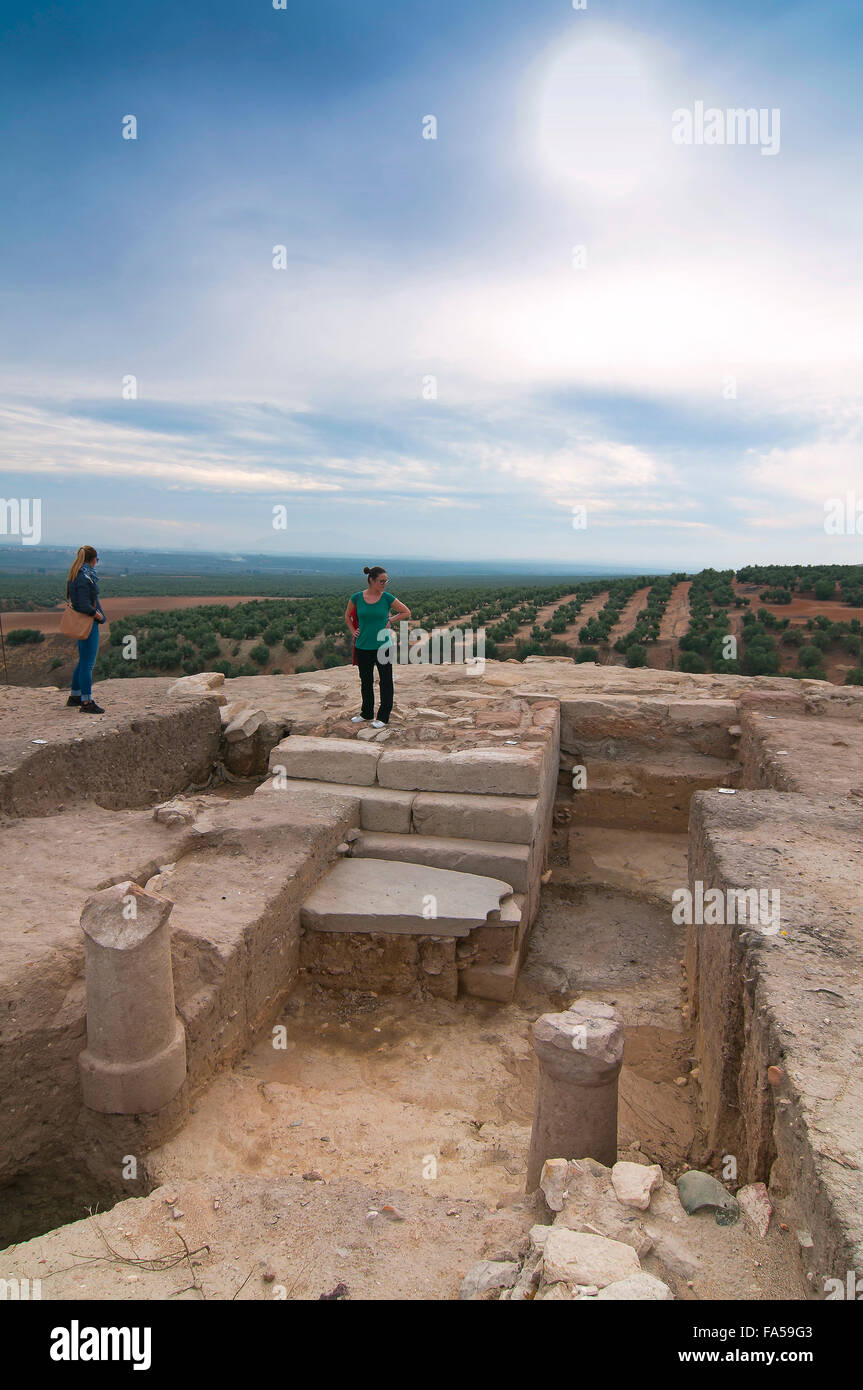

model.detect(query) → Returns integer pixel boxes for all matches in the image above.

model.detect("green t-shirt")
[350,589,396,650]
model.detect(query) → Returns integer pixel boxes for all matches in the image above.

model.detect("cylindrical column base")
[526,998,625,1191]
[79,1016,187,1115]
[77,881,187,1115]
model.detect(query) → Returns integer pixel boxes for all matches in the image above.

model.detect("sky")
[1,0,862,570]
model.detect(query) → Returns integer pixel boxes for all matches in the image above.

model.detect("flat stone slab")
[377,746,545,796]
[351,831,529,891]
[300,857,512,936]
[269,735,382,786]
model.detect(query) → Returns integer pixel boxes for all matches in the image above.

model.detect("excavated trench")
[130,783,806,1299]
[4,671,860,1296]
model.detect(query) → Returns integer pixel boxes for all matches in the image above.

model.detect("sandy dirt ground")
[608,587,651,643]
[4,1172,543,1302]
[659,581,693,641]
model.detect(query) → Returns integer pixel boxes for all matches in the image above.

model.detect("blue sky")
[1,0,861,569]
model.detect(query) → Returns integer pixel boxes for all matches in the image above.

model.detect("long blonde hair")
[66,545,98,597]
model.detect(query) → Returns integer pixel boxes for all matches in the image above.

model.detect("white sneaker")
[371,719,386,728]
[350,715,367,723]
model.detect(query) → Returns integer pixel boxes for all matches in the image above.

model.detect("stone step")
[256,778,539,842]
[376,745,546,797]
[349,831,530,891]
[411,790,539,844]
[255,776,414,833]
[300,858,513,937]
[268,735,382,787]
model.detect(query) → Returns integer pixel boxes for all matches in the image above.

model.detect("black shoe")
[79,700,105,714]
[66,695,82,707]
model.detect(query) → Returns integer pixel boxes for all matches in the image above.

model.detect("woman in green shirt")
[345,565,411,726]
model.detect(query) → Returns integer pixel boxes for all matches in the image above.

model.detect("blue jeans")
[71,622,101,700]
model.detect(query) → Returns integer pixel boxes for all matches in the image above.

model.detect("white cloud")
[748,437,863,506]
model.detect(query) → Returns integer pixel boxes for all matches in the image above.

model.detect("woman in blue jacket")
[66,545,106,712]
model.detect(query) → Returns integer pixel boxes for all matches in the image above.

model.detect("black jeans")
[356,646,393,722]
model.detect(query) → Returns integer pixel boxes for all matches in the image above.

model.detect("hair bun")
[362,566,370,574]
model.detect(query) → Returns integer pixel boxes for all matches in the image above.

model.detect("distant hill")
[0,543,649,582]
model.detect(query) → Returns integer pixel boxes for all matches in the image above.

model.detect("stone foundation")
[1,661,862,1282]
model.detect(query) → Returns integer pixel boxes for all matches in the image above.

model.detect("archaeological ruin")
[1,658,861,1300]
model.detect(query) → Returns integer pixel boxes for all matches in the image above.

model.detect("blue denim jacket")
[67,563,104,617]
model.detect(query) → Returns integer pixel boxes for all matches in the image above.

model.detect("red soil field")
[0,596,266,633]
[733,582,863,626]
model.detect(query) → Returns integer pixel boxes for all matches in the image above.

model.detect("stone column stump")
[78,881,187,1114]
[526,998,625,1190]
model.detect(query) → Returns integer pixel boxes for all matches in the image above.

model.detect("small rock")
[381,1205,406,1221]
[154,800,196,827]
[167,671,225,697]
[458,1260,519,1301]
[674,1075,688,1087]
[262,1269,276,1283]
[302,1171,324,1182]
[541,1228,641,1288]
[535,1281,576,1300]
[767,1065,783,1086]
[611,1161,663,1211]
[737,1182,772,1238]
[172,1208,184,1220]
[596,1273,673,1301]
[540,1158,570,1211]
